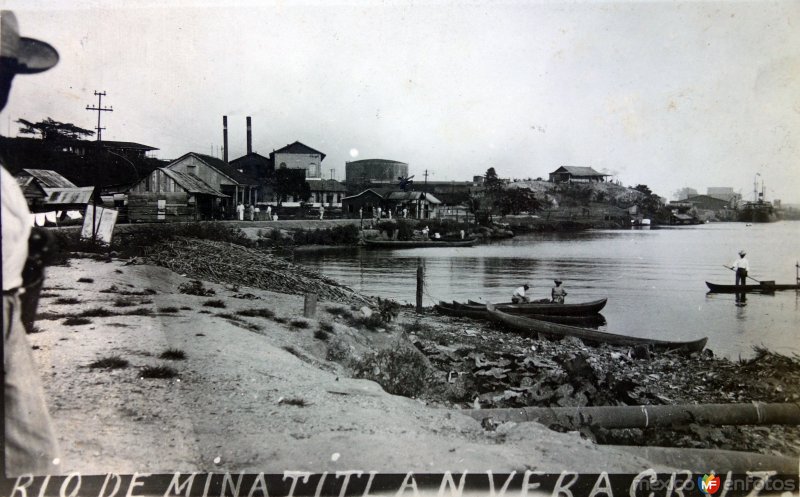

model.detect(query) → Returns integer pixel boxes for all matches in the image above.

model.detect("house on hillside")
[64,140,159,159]
[549,166,610,183]
[127,167,227,222]
[15,168,94,214]
[164,152,259,210]
[270,141,326,179]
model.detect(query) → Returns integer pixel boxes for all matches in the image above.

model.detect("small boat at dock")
[486,304,708,354]
[363,237,478,249]
[464,297,607,316]
[434,301,607,326]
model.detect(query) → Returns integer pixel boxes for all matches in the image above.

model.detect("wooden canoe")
[462,298,607,316]
[435,301,607,326]
[486,304,708,354]
[364,237,477,248]
[705,281,800,293]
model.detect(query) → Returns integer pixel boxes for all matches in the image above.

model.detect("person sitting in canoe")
[551,279,567,304]
[511,284,530,304]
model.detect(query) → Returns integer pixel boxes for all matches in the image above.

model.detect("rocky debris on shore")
[404,312,800,457]
[143,237,371,306]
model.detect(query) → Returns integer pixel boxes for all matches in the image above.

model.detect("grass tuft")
[279,397,310,407]
[289,318,310,329]
[237,308,274,319]
[124,308,153,316]
[89,356,129,369]
[203,299,227,308]
[140,365,178,379]
[77,277,94,283]
[158,307,180,313]
[54,297,81,305]
[314,328,329,341]
[79,308,115,318]
[159,349,186,360]
[113,298,137,307]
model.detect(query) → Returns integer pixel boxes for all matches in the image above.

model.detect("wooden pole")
[303,294,317,318]
[416,265,424,314]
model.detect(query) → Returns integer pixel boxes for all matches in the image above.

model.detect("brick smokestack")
[246,116,252,155]
[223,115,228,162]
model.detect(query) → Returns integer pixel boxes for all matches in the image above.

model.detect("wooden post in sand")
[304,294,317,318]
[416,266,424,314]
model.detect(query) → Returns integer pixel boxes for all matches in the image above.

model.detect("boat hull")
[486,305,707,354]
[464,298,607,316]
[364,238,477,248]
[705,282,800,293]
[435,302,607,326]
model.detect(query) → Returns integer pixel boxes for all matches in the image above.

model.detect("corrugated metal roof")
[386,191,442,204]
[41,187,94,205]
[22,169,78,188]
[551,166,608,177]
[160,168,228,197]
[192,153,259,185]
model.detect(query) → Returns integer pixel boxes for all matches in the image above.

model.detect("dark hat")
[738,250,746,256]
[554,279,563,284]
[1,11,59,74]
[523,284,530,289]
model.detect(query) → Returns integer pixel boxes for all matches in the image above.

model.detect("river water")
[293,221,800,359]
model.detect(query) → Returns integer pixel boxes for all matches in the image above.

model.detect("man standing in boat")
[732,250,749,303]
[512,284,531,304]
[551,279,567,304]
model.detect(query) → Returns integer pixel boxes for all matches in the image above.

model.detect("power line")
[85,91,113,142]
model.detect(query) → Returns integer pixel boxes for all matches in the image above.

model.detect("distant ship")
[737,200,779,223]
[738,174,780,223]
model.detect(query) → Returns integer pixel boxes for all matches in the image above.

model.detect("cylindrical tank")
[346,159,409,187]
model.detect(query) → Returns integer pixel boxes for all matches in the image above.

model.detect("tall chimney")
[246,116,252,155]
[223,115,228,162]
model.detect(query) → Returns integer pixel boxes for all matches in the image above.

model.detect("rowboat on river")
[462,297,607,316]
[434,301,607,326]
[363,237,477,249]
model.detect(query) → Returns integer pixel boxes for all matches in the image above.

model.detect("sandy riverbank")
[29,257,664,475]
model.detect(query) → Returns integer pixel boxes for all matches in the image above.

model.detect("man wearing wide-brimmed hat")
[1,10,61,475]
[732,250,750,303]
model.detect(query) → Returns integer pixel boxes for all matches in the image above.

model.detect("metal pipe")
[464,403,800,429]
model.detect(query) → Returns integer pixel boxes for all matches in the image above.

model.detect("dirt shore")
[30,257,668,475]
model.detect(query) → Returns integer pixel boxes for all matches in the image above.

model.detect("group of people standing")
[512,280,568,304]
[219,203,276,221]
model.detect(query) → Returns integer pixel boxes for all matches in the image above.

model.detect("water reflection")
[294,222,800,358]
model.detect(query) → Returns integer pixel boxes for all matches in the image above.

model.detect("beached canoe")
[486,304,707,354]
[435,301,607,326]
[364,237,478,249]
[463,298,607,316]
[705,282,800,293]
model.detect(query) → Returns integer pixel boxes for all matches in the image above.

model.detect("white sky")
[2,1,799,202]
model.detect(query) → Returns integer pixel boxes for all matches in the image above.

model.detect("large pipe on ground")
[464,403,800,429]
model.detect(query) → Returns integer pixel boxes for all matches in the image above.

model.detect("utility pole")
[84,91,112,247]
[85,91,113,142]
